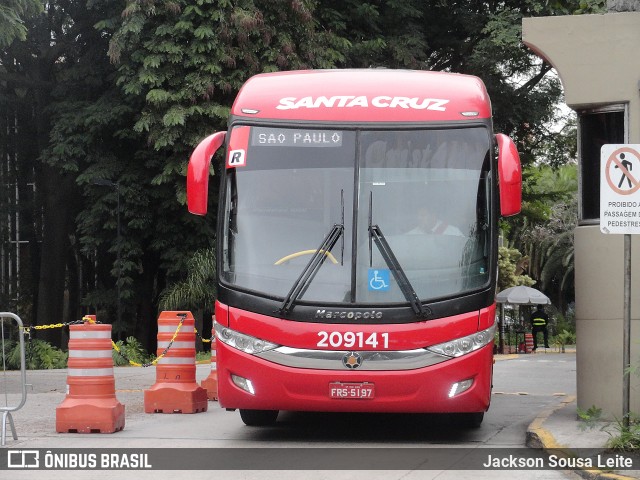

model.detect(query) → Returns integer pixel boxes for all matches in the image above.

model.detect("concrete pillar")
[522,12,640,418]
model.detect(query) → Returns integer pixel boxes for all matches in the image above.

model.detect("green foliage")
[552,329,576,351]
[605,415,640,451]
[577,404,603,429]
[2,339,68,370]
[1,340,18,369]
[0,0,42,47]
[112,336,153,366]
[26,340,69,369]
[549,0,606,15]
[196,350,211,363]
[110,0,346,152]
[530,118,578,170]
[578,362,640,451]
[508,164,578,313]
[159,248,216,311]
[497,246,535,291]
[553,308,576,336]
[318,0,425,69]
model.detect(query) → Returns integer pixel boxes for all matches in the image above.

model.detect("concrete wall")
[574,228,640,416]
[523,13,640,113]
[523,12,640,418]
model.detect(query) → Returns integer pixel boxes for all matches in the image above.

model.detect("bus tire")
[239,409,279,426]
[450,412,484,428]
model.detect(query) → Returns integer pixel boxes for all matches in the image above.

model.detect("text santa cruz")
[276,96,450,111]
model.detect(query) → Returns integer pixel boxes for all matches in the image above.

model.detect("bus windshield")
[221,126,492,308]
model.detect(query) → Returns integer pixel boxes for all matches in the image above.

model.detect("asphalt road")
[1,352,579,479]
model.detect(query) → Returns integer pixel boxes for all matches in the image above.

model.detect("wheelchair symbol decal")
[368,269,390,291]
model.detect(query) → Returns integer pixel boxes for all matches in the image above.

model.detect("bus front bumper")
[215,342,493,413]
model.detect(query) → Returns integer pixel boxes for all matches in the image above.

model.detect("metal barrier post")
[0,312,27,446]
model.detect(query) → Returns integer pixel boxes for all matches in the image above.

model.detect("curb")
[526,396,636,480]
[494,354,519,361]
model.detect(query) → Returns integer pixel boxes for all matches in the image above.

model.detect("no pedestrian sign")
[600,144,640,234]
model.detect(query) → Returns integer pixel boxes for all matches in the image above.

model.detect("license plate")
[329,382,375,399]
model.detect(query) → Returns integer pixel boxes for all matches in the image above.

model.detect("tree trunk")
[136,251,163,351]
[35,165,74,347]
[16,99,41,319]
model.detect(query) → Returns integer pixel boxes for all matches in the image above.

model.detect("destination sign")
[251,127,343,147]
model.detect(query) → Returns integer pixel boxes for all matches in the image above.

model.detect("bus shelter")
[495,286,551,354]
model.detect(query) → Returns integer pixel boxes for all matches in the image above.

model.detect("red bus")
[187,69,521,427]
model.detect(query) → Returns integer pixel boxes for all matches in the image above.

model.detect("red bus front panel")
[216,339,493,413]
[214,301,495,413]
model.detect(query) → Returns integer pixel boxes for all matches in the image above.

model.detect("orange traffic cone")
[200,323,218,401]
[144,311,208,413]
[525,333,534,353]
[56,320,125,433]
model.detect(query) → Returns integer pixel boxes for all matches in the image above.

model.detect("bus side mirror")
[496,133,522,217]
[187,132,226,215]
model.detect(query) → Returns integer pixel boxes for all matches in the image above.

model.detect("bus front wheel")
[239,409,279,426]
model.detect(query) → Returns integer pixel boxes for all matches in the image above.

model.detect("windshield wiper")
[368,192,430,319]
[278,191,345,316]
[277,224,344,316]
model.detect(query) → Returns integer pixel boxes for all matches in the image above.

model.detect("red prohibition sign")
[605,147,640,195]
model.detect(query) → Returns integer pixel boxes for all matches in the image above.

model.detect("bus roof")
[230,69,491,123]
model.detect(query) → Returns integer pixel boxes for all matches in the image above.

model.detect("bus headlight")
[449,378,474,398]
[427,324,496,358]
[231,374,256,395]
[214,322,280,354]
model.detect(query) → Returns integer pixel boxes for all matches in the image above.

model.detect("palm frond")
[159,248,216,311]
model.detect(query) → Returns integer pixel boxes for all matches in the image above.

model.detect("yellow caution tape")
[112,314,186,367]
[193,327,212,343]
[19,314,198,369]
[20,314,97,335]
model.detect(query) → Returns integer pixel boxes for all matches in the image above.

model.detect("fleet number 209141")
[317,331,389,349]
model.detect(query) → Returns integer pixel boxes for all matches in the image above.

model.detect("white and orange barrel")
[144,311,208,413]
[56,320,125,433]
[525,333,534,353]
[200,321,218,401]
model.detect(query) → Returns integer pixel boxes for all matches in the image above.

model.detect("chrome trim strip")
[255,347,450,371]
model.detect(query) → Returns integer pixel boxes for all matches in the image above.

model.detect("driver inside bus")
[407,206,464,236]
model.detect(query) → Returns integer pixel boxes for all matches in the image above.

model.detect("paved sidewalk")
[492,348,640,480]
[525,382,640,480]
